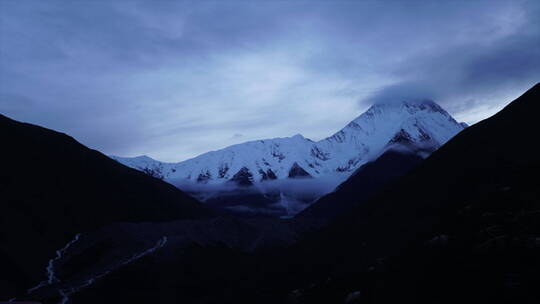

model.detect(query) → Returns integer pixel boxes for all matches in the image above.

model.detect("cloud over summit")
[1,0,538,161]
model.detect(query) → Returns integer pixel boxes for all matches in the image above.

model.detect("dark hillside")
[286,83,540,303]
[0,114,215,297]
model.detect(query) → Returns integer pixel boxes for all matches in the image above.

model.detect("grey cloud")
[360,0,540,123]
[363,82,438,105]
[1,0,538,161]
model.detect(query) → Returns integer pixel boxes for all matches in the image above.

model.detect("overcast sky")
[1,0,539,162]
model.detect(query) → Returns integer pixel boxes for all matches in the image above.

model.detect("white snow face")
[112,99,465,185]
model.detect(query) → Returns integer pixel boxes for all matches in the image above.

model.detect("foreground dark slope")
[66,84,540,304]
[0,114,215,297]
[3,83,539,303]
[286,83,540,303]
[297,150,424,221]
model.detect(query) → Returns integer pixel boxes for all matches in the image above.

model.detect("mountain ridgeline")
[113,99,464,184]
[113,99,466,217]
[296,149,425,221]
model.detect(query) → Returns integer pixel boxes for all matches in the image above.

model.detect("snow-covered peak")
[112,99,466,186]
[314,98,463,170]
[349,99,456,134]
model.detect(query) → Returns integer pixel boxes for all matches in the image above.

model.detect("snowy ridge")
[112,99,465,185]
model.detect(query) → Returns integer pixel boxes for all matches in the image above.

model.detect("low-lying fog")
[169,174,348,218]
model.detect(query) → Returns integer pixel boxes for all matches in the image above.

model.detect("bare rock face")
[228,167,254,186]
[389,128,414,144]
[288,162,312,178]
[197,171,212,183]
[259,168,277,181]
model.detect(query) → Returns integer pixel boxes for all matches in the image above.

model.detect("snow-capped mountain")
[112,99,465,186]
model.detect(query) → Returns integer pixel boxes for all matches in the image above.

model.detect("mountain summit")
[113,99,465,186]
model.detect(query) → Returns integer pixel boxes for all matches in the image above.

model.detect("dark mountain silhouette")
[0,114,215,297]
[297,150,424,221]
[284,82,540,303]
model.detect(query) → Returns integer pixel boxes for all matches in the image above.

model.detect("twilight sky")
[1,0,539,162]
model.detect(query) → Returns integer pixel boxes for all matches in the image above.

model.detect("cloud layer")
[1,0,538,161]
